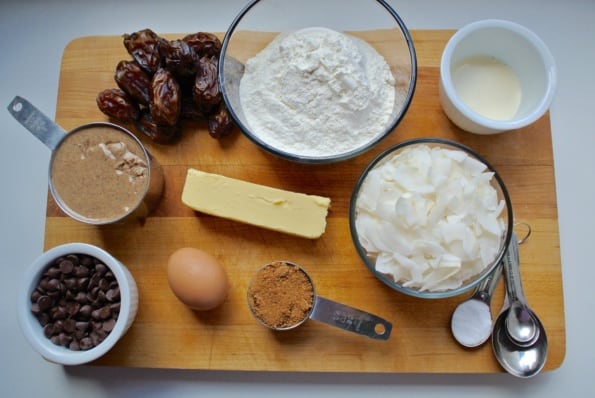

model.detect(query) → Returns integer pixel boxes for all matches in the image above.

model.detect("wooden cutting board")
[44,30,565,373]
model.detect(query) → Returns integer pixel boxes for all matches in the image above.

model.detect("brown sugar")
[247,261,314,329]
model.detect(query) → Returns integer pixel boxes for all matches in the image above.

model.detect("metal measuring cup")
[7,96,164,225]
[247,261,392,340]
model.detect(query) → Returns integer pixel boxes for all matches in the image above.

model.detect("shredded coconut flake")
[355,144,505,292]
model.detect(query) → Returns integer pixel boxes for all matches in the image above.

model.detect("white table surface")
[1,0,593,396]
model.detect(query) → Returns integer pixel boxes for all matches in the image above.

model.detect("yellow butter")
[181,168,331,239]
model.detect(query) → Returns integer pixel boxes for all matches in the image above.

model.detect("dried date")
[123,29,162,75]
[183,32,221,58]
[208,102,233,138]
[114,60,152,106]
[159,39,197,81]
[98,29,235,144]
[180,95,206,121]
[96,89,140,122]
[193,56,221,114]
[150,68,181,126]
[135,109,182,144]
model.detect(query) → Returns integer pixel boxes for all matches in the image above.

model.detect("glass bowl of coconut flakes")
[218,0,417,163]
[349,138,514,299]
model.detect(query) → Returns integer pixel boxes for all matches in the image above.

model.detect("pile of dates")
[97,28,233,144]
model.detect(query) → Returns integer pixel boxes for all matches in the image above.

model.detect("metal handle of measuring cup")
[309,296,393,340]
[7,96,66,150]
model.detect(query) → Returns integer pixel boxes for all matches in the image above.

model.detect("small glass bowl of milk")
[439,19,556,135]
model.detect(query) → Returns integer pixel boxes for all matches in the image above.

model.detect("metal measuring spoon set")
[450,224,548,377]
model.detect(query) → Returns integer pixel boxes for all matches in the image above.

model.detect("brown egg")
[166,248,229,311]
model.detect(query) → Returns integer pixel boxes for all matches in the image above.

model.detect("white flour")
[239,27,396,157]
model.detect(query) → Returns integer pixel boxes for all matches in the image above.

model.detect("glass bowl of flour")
[219,0,417,163]
[349,138,514,299]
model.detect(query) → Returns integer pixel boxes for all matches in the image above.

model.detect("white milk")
[452,55,521,121]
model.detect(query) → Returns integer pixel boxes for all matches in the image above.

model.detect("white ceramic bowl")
[439,19,556,135]
[17,243,138,365]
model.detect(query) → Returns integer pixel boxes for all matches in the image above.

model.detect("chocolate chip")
[89,286,100,301]
[75,321,89,332]
[37,295,53,311]
[30,302,41,314]
[46,278,62,292]
[63,277,77,290]
[95,263,108,276]
[98,305,112,320]
[85,292,95,303]
[64,290,75,301]
[53,320,64,334]
[77,277,89,290]
[90,330,108,346]
[102,318,116,332]
[95,289,107,304]
[98,278,110,291]
[65,254,80,266]
[92,305,111,321]
[109,302,121,313]
[50,306,67,321]
[58,333,73,347]
[38,278,51,291]
[65,301,80,316]
[79,304,92,319]
[59,259,75,275]
[74,291,88,304]
[75,265,90,277]
[63,318,76,333]
[106,287,120,302]
[45,267,61,279]
[74,322,89,339]
[89,273,101,289]
[30,290,41,303]
[43,324,54,338]
[79,337,93,350]
[81,256,93,267]
[91,321,103,332]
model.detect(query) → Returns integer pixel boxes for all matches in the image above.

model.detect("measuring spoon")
[451,263,502,347]
[450,222,532,348]
[491,233,548,377]
[247,261,392,340]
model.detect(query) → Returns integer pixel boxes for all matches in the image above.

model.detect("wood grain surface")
[44,30,565,373]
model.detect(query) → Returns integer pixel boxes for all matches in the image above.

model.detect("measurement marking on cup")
[332,310,389,337]
[332,310,364,330]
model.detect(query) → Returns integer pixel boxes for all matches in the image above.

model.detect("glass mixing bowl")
[349,138,514,298]
[219,0,417,163]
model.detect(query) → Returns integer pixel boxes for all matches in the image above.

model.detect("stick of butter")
[181,168,331,239]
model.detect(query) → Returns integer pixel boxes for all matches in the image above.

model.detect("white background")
[1,0,593,396]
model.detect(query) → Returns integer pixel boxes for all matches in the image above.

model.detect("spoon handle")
[473,263,503,303]
[7,96,66,151]
[502,233,527,304]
